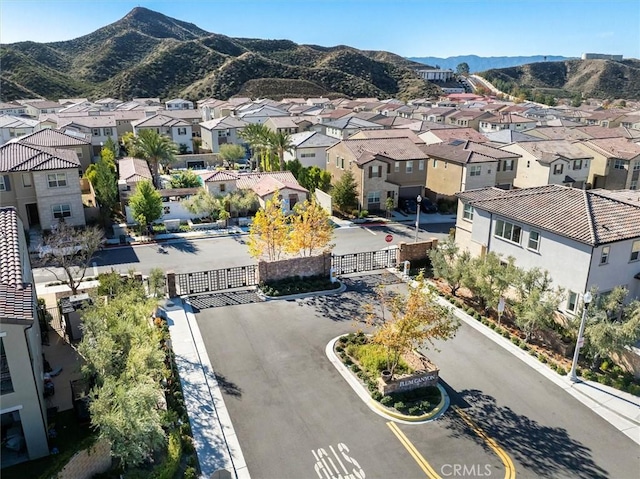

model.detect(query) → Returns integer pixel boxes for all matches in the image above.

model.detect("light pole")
[414,194,422,242]
[569,291,592,382]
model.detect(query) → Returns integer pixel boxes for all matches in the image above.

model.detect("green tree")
[285,158,304,179]
[286,198,334,257]
[299,166,331,193]
[571,93,583,107]
[428,236,472,296]
[385,196,394,218]
[270,131,293,171]
[584,287,640,369]
[94,156,118,224]
[181,189,223,220]
[133,130,178,187]
[219,144,247,167]
[456,62,470,76]
[169,169,202,188]
[103,136,119,158]
[239,123,271,171]
[464,252,518,312]
[148,268,166,298]
[331,170,358,213]
[228,188,259,217]
[129,180,162,230]
[120,131,143,158]
[367,274,459,379]
[40,221,105,295]
[248,192,289,261]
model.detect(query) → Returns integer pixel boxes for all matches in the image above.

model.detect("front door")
[26,203,40,227]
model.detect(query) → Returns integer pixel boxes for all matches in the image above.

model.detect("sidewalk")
[160,298,250,479]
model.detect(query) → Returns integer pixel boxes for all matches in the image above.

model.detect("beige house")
[118,157,153,205]
[478,113,537,133]
[132,114,192,153]
[199,170,239,197]
[0,142,85,230]
[57,115,118,157]
[419,127,487,145]
[423,140,521,199]
[1,207,49,467]
[576,137,640,190]
[326,137,428,212]
[16,129,92,173]
[502,140,593,189]
[199,116,249,153]
[446,110,493,130]
[0,116,40,146]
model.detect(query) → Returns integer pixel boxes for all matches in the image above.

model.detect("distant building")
[415,69,455,82]
[581,53,623,61]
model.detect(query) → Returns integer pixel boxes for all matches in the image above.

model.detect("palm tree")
[134,129,178,187]
[239,123,271,171]
[270,131,294,171]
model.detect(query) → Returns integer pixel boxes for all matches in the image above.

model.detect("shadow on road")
[443,388,608,478]
[93,246,140,266]
[162,241,200,254]
[215,372,243,397]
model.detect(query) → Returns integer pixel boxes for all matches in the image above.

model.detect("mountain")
[0,7,439,102]
[408,55,573,73]
[479,59,640,100]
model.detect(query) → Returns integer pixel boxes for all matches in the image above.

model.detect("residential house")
[324,117,383,140]
[415,68,455,82]
[446,109,494,130]
[326,137,429,211]
[0,207,49,467]
[581,109,628,127]
[413,107,457,124]
[284,131,338,168]
[0,116,40,146]
[19,100,62,118]
[113,110,147,138]
[94,98,122,110]
[0,102,27,117]
[348,129,425,145]
[199,170,239,197]
[423,140,521,198]
[132,114,193,152]
[165,98,194,110]
[118,157,153,205]
[576,137,640,190]
[454,185,640,314]
[502,140,593,189]
[478,113,537,133]
[525,126,592,141]
[306,97,332,108]
[264,116,302,135]
[482,129,540,145]
[619,115,640,131]
[0,142,85,230]
[199,116,249,153]
[573,125,640,140]
[236,105,289,124]
[15,129,92,173]
[57,115,118,157]
[419,127,488,145]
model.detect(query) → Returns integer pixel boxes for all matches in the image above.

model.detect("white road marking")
[363,228,377,236]
[312,443,365,479]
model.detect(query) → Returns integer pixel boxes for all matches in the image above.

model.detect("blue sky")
[1,0,638,58]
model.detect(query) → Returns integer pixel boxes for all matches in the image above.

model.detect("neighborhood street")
[193,274,639,479]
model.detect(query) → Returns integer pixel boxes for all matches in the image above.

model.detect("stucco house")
[455,185,640,314]
[199,116,249,153]
[419,127,488,145]
[0,116,41,146]
[0,102,27,117]
[15,129,92,173]
[0,207,49,467]
[326,137,428,212]
[575,137,640,190]
[0,142,85,230]
[478,113,537,133]
[422,140,521,198]
[284,131,338,168]
[118,157,153,205]
[165,98,194,110]
[324,117,383,140]
[132,113,193,152]
[502,140,593,189]
[57,115,118,157]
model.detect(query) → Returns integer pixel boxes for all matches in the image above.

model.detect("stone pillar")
[257,261,268,284]
[430,237,439,250]
[166,271,177,298]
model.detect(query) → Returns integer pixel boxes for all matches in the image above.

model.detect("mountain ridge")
[408,55,574,72]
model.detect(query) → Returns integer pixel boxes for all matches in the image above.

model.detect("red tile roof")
[0,142,80,172]
[0,208,33,321]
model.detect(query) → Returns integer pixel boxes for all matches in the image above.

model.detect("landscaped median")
[257,274,345,300]
[327,333,450,423]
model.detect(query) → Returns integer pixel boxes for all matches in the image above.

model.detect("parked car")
[400,198,418,214]
[420,198,438,213]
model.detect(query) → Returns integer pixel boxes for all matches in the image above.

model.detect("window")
[462,203,474,221]
[369,165,380,178]
[0,176,6,191]
[395,162,400,172]
[553,163,564,175]
[600,246,610,265]
[177,127,187,135]
[633,161,640,171]
[631,180,638,190]
[341,157,345,169]
[22,173,31,187]
[367,191,380,204]
[419,160,425,171]
[300,153,316,158]
[336,156,340,167]
[47,173,67,188]
[528,230,540,251]
[469,165,481,177]
[526,160,530,168]
[503,159,514,171]
[73,147,83,159]
[104,128,113,136]
[630,240,640,262]
[567,291,578,312]
[573,159,583,170]
[613,159,626,170]
[495,219,522,244]
[220,183,226,192]
[0,338,13,394]
[406,161,413,173]
[52,204,71,219]
[92,128,100,136]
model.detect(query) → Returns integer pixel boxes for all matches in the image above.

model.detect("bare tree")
[39,221,104,295]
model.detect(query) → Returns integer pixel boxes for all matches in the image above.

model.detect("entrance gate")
[331,249,398,276]
[176,265,258,296]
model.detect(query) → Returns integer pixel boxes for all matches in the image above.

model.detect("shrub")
[335,345,344,353]
[420,400,431,410]
[371,390,383,402]
[511,337,520,345]
[473,312,481,321]
[351,364,361,374]
[626,384,640,396]
[539,355,548,364]
[338,335,349,345]
[150,429,182,479]
[489,322,496,330]
[184,467,198,479]
[380,396,394,406]
[408,406,421,415]
[348,343,410,376]
[466,307,475,316]
[394,401,407,412]
[502,330,510,338]
[600,360,611,372]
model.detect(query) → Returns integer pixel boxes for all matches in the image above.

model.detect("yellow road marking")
[386,421,442,479]
[452,405,516,479]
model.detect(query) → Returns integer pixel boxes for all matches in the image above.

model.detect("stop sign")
[385,234,393,243]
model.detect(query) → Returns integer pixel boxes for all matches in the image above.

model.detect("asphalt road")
[193,276,640,479]
[32,220,453,285]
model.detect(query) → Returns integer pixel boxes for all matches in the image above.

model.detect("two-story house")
[326,137,428,212]
[423,140,521,198]
[284,131,338,168]
[57,115,118,157]
[419,127,488,145]
[0,102,27,116]
[0,142,85,230]
[446,110,494,130]
[0,116,40,146]
[16,129,92,173]
[502,140,593,189]
[165,98,194,110]
[478,113,537,133]
[0,207,49,467]
[199,116,250,153]
[324,117,383,140]
[132,114,192,152]
[575,137,640,190]
[455,185,640,314]
[19,100,62,118]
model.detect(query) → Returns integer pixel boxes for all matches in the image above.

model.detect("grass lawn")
[3,409,95,479]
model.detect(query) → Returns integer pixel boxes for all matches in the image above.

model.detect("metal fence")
[176,265,258,295]
[331,249,398,276]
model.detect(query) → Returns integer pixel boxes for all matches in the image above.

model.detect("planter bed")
[259,275,341,297]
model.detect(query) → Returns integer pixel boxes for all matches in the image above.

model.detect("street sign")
[578,337,585,348]
[385,234,393,243]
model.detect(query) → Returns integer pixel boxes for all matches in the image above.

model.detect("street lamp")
[414,194,422,242]
[569,291,593,382]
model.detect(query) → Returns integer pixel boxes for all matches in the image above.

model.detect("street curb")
[326,336,450,425]
[369,383,449,422]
